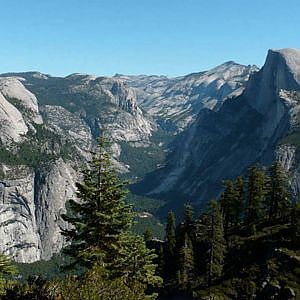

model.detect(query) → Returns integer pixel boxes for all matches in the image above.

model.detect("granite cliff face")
[16,73,154,143]
[0,92,28,145]
[0,161,77,262]
[0,77,43,126]
[145,49,300,206]
[33,159,78,261]
[0,76,44,145]
[0,168,40,263]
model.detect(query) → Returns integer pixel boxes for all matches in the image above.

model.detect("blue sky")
[0,0,299,77]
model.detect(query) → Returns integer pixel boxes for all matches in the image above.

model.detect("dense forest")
[155,163,300,299]
[0,140,299,299]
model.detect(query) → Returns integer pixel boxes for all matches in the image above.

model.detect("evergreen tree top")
[61,137,133,270]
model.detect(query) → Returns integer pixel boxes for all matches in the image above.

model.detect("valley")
[0,48,300,265]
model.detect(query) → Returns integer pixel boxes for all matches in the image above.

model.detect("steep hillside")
[141,49,300,209]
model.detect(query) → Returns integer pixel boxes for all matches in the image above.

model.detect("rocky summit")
[0,73,156,262]
[0,48,300,263]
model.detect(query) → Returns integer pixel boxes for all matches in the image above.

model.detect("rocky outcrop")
[0,160,78,263]
[0,76,45,146]
[41,105,93,156]
[0,92,28,145]
[34,159,78,260]
[245,49,300,139]
[0,167,40,263]
[276,144,300,200]
[67,75,154,142]
[0,77,43,125]
[18,73,155,144]
[111,81,139,115]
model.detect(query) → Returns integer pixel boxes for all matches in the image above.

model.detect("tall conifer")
[165,211,176,257]
[268,161,290,221]
[220,180,237,232]
[246,166,268,223]
[178,233,195,290]
[164,211,177,283]
[183,204,194,237]
[62,137,133,270]
[234,176,245,224]
[206,200,226,286]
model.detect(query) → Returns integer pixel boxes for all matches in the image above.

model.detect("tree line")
[156,162,300,299]
[0,142,299,299]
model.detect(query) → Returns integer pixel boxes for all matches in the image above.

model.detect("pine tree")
[291,202,300,246]
[0,254,17,277]
[176,204,195,250]
[165,211,176,257]
[157,245,166,279]
[111,232,162,290]
[234,176,245,225]
[267,161,290,221]
[0,254,17,297]
[164,211,177,282]
[206,200,226,286]
[246,166,268,224]
[178,233,195,290]
[194,212,211,278]
[143,227,154,242]
[220,180,238,232]
[183,204,194,237]
[62,137,133,271]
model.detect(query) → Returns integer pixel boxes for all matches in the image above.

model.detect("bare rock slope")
[116,62,257,130]
[145,49,300,206]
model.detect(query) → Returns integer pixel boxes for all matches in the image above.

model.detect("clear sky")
[0,0,299,77]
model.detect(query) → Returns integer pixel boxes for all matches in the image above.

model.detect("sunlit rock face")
[0,92,28,145]
[0,168,40,263]
[0,77,43,125]
[33,159,78,261]
[0,161,77,263]
[116,62,258,130]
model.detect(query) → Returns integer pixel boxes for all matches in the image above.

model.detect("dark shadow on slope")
[131,92,292,218]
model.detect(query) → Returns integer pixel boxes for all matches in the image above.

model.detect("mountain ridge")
[139,48,300,208]
[0,49,299,262]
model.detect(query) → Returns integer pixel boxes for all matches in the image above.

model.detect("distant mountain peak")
[207,60,258,75]
[218,60,239,66]
[65,73,98,81]
[269,47,300,56]
[267,48,300,85]
[245,48,300,115]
